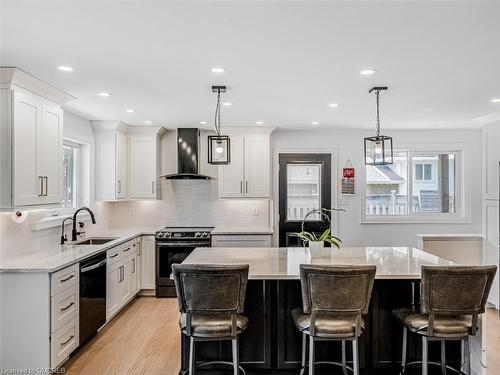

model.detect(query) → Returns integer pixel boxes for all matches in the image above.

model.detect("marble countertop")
[0,228,157,273]
[182,247,455,280]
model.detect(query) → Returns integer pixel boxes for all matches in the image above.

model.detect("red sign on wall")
[343,168,355,178]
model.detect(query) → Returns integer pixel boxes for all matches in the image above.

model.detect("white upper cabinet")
[218,129,272,198]
[0,68,72,210]
[92,122,165,201]
[484,123,500,200]
[129,129,165,199]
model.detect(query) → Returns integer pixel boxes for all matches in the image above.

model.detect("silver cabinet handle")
[246,181,248,194]
[60,302,75,311]
[61,335,75,346]
[60,274,75,283]
[118,180,121,194]
[123,247,130,252]
[38,176,43,196]
[240,181,243,194]
[43,176,48,196]
[110,253,119,259]
[152,180,155,194]
[132,258,135,274]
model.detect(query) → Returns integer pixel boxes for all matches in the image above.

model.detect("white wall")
[272,129,483,247]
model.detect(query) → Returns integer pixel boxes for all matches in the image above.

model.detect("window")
[287,164,321,221]
[62,142,79,208]
[365,150,458,220]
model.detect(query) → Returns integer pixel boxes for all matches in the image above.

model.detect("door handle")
[43,176,48,196]
[38,176,43,196]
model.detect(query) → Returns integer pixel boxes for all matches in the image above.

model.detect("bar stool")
[393,265,497,375]
[292,264,377,375]
[172,264,249,375]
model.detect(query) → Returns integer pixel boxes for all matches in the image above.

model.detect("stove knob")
[164,232,171,238]
[194,232,201,238]
[157,232,164,238]
[202,232,209,238]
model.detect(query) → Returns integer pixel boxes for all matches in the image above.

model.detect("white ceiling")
[1,1,500,130]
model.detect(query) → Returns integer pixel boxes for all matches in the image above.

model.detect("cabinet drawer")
[51,263,79,296]
[51,284,79,333]
[107,245,122,266]
[121,240,134,257]
[50,317,79,368]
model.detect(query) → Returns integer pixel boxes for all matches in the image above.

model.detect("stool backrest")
[421,265,497,316]
[172,264,249,315]
[299,264,376,316]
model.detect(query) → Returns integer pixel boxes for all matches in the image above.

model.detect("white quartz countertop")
[0,228,157,273]
[182,247,455,280]
[212,227,274,235]
[416,233,483,241]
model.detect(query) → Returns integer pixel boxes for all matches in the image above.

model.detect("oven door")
[156,241,210,287]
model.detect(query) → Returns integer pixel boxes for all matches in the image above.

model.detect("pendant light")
[364,86,393,165]
[208,85,231,165]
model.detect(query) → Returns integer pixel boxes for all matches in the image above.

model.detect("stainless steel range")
[155,226,214,297]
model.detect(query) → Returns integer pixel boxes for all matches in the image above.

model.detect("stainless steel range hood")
[161,128,213,180]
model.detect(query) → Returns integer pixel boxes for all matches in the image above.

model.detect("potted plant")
[293,228,342,253]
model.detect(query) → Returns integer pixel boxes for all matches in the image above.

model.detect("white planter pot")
[308,241,324,255]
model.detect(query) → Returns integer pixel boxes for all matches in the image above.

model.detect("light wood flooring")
[64,297,500,375]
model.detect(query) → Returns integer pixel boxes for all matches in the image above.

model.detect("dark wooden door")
[278,154,332,247]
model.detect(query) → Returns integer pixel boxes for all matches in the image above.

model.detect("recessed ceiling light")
[311,121,319,126]
[328,103,339,108]
[126,109,136,113]
[144,120,152,124]
[491,98,500,103]
[98,92,111,97]
[211,67,226,73]
[360,69,377,75]
[256,121,264,125]
[58,65,74,72]
[200,121,208,125]
[222,102,232,106]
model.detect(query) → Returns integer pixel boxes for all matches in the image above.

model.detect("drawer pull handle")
[60,302,75,311]
[61,335,75,346]
[60,274,75,283]
[124,247,130,252]
[110,253,119,258]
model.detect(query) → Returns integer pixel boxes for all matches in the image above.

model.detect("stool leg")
[309,335,315,375]
[300,333,307,375]
[401,327,408,374]
[440,340,447,375]
[232,337,239,375]
[352,338,359,375]
[189,337,196,375]
[422,336,428,375]
[342,340,348,375]
[463,337,471,375]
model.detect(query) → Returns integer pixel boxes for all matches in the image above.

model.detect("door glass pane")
[412,153,455,213]
[366,151,408,215]
[287,164,321,221]
[62,145,77,208]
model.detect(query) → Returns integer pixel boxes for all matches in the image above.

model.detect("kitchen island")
[179,247,484,374]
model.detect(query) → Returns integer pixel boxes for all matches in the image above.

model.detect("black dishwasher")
[79,252,107,345]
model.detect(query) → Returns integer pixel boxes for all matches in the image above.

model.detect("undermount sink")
[73,237,118,245]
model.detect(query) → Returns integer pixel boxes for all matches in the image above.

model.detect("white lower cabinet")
[106,259,122,320]
[50,317,79,369]
[211,234,272,247]
[140,235,156,291]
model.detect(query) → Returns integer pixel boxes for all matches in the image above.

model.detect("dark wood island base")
[180,280,462,374]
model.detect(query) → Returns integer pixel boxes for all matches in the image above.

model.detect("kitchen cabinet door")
[129,134,157,198]
[115,130,127,199]
[41,100,63,204]
[121,257,133,304]
[244,135,270,197]
[141,236,155,290]
[218,135,245,197]
[12,89,43,206]
[106,261,122,320]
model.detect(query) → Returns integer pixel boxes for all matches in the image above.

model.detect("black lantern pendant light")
[364,86,393,165]
[208,85,230,165]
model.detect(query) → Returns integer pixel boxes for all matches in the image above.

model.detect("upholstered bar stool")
[393,265,497,375]
[172,264,249,375]
[292,264,377,375]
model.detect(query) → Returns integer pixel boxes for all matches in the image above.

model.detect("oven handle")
[156,241,210,247]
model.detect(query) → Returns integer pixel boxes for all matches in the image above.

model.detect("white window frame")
[361,145,470,224]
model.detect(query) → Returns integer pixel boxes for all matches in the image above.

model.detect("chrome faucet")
[71,207,97,241]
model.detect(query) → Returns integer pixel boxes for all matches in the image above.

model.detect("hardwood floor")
[64,297,500,375]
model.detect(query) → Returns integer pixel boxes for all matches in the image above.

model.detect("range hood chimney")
[161,128,213,180]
